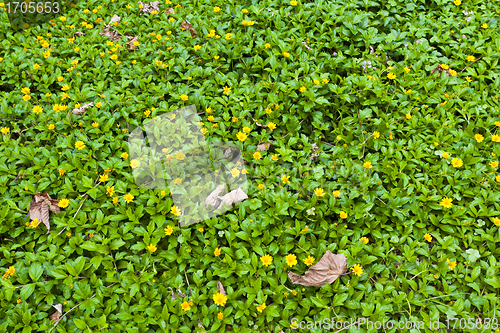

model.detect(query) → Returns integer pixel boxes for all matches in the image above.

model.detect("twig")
[377,197,405,215]
[57,195,88,236]
[357,108,366,158]
[461,56,482,73]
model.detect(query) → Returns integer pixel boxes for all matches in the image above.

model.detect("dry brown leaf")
[204,183,226,208]
[72,32,85,38]
[49,304,62,323]
[72,102,93,115]
[29,192,60,234]
[138,1,159,15]
[126,36,139,51]
[168,287,177,300]
[217,281,226,296]
[256,142,272,151]
[430,65,452,77]
[176,284,186,298]
[310,143,320,160]
[180,19,198,37]
[217,188,247,209]
[109,14,121,25]
[164,7,175,15]
[98,27,121,42]
[288,251,347,287]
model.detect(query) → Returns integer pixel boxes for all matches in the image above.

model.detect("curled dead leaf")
[256,142,272,151]
[288,251,347,287]
[49,304,63,323]
[72,32,85,38]
[109,14,121,25]
[138,1,159,15]
[98,27,121,42]
[217,187,247,209]
[164,7,175,15]
[204,183,226,208]
[72,102,93,115]
[217,281,226,296]
[176,284,186,298]
[180,19,198,37]
[29,192,60,234]
[126,36,139,51]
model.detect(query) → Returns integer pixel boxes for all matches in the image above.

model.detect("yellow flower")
[265,43,271,48]
[214,247,221,256]
[213,292,227,306]
[253,152,261,160]
[314,188,325,197]
[0,127,9,135]
[406,113,412,119]
[303,256,315,266]
[213,6,220,12]
[181,301,191,311]
[490,161,498,168]
[147,244,157,252]
[75,141,86,150]
[194,45,201,50]
[242,126,251,133]
[454,0,461,5]
[492,217,500,226]
[21,87,31,94]
[492,134,500,142]
[387,73,396,80]
[106,186,115,196]
[175,152,185,160]
[271,154,278,161]
[442,152,451,159]
[261,254,273,267]
[165,225,175,235]
[218,312,223,319]
[482,23,488,29]
[95,102,102,108]
[290,0,298,4]
[207,116,214,121]
[285,254,297,267]
[170,205,181,216]
[223,86,231,95]
[174,178,182,185]
[333,190,341,198]
[225,33,232,40]
[465,76,472,82]
[350,264,363,276]
[440,197,453,209]
[59,198,70,208]
[451,158,463,168]
[236,132,247,141]
[121,152,128,159]
[130,159,140,168]
[29,218,41,228]
[359,237,369,244]
[363,161,373,169]
[475,133,484,142]
[424,233,432,242]
[449,69,457,76]
[22,95,31,101]
[112,197,118,204]
[340,211,347,219]
[283,52,290,58]
[268,122,277,130]
[122,193,133,203]
[447,258,457,270]
[59,168,66,176]
[180,94,188,101]
[99,173,109,182]
[282,175,290,184]
[258,184,264,190]
[91,122,99,128]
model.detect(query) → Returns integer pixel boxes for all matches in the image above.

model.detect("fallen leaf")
[72,32,85,38]
[29,192,60,234]
[204,183,227,208]
[180,19,198,37]
[224,147,239,157]
[98,26,121,42]
[217,281,226,296]
[310,143,320,160]
[125,36,139,51]
[302,41,312,50]
[49,304,62,323]
[288,251,347,287]
[72,102,94,115]
[109,14,121,25]
[251,117,267,127]
[164,7,175,15]
[256,142,272,151]
[138,1,159,15]
[217,187,248,209]
[176,284,186,298]
[168,287,177,300]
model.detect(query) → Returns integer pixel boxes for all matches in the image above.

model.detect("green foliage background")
[1,0,500,331]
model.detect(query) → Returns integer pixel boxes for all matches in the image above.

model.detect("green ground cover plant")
[1,0,500,332]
